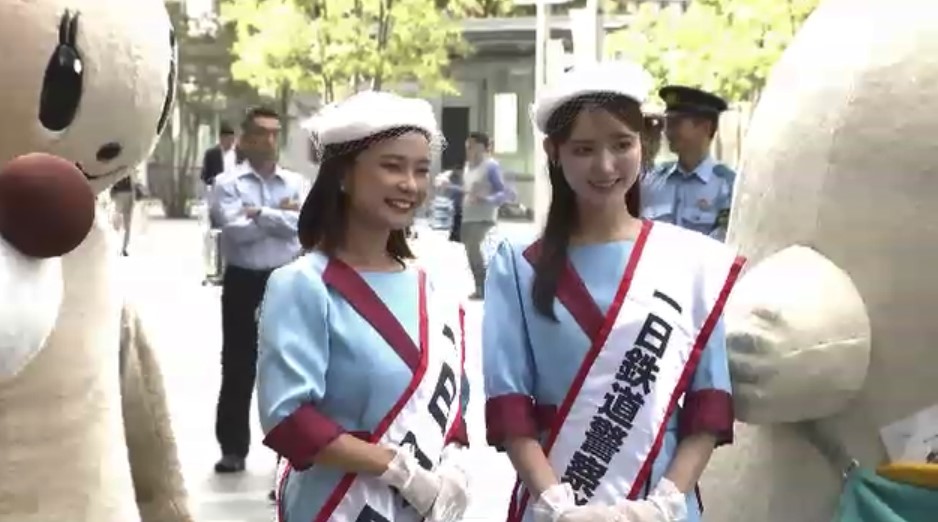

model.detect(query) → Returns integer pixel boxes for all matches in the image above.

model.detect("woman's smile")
[386,198,416,212]
[587,177,623,191]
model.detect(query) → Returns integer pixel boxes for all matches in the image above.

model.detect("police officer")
[640,85,736,241]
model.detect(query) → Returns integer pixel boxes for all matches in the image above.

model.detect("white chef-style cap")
[530,60,654,134]
[303,90,445,160]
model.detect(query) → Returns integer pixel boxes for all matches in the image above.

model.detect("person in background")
[437,166,464,243]
[109,170,144,257]
[201,122,239,187]
[256,90,470,522]
[640,86,736,241]
[459,131,509,299]
[209,106,306,474]
[201,123,240,281]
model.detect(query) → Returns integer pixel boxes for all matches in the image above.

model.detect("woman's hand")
[615,478,687,522]
[377,444,444,516]
[532,483,578,522]
[554,479,687,522]
[427,445,471,522]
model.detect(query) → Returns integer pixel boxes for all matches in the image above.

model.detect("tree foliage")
[220,0,477,103]
[152,2,238,217]
[441,0,519,17]
[604,0,821,103]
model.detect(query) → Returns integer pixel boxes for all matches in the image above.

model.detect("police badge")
[716,208,730,228]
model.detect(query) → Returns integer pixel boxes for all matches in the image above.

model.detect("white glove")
[427,445,471,522]
[377,444,442,516]
[614,478,688,522]
[555,478,687,522]
[556,506,622,522]
[532,483,578,522]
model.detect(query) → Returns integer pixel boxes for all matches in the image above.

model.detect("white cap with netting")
[303,90,446,160]
[531,60,654,134]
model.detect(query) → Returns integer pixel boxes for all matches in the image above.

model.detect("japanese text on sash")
[561,290,681,505]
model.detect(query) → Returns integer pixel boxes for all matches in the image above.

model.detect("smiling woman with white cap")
[255,90,471,522]
[482,61,747,522]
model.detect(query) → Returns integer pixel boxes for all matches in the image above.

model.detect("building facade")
[281,14,632,210]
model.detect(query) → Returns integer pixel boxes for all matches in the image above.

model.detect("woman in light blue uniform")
[256,91,471,522]
[484,62,741,522]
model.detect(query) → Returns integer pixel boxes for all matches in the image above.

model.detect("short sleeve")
[482,241,539,448]
[256,262,344,469]
[709,168,735,241]
[679,316,734,446]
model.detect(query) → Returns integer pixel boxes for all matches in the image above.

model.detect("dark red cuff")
[263,403,345,471]
[485,394,538,449]
[445,416,470,447]
[678,389,734,446]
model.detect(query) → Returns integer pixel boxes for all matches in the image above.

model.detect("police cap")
[659,85,728,117]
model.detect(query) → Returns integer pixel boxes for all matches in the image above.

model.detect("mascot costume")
[701,0,938,521]
[0,0,193,521]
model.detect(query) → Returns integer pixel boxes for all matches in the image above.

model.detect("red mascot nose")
[0,153,96,259]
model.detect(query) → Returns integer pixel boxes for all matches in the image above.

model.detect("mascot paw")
[725,245,871,423]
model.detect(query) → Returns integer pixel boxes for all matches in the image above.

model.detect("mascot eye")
[156,28,177,135]
[39,10,84,132]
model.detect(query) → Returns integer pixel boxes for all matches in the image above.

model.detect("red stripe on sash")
[509,220,653,522]
[522,242,604,340]
[313,263,430,522]
[322,258,420,372]
[276,458,290,522]
[444,305,468,445]
[625,254,744,500]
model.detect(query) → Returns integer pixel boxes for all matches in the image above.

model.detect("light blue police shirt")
[640,156,736,241]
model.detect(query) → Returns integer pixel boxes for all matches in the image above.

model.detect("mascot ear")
[39,11,84,132]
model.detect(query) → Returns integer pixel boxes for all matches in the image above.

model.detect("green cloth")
[833,467,938,522]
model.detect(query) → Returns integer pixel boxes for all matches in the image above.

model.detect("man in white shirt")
[209,107,306,474]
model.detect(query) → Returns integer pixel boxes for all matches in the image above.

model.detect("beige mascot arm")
[725,245,873,423]
[119,304,194,522]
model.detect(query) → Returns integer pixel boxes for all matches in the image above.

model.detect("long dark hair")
[298,127,428,261]
[532,93,643,320]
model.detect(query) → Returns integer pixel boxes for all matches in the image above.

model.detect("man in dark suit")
[201,122,237,186]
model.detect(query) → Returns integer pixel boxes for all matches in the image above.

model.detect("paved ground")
[119,212,536,521]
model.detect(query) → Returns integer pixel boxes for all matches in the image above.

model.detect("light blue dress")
[482,238,734,521]
[256,251,471,522]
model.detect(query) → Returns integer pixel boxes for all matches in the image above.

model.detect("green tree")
[442,0,524,16]
[150,1,239,217]
[221,0,472,110]
[604,0,820,103]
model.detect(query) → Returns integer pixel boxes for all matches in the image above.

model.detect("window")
[492,93,518,154]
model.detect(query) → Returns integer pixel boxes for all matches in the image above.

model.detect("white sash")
[513,222,743,519]
[318,271,465,522]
